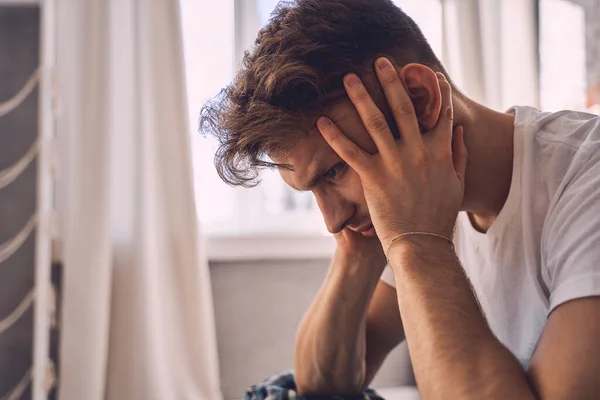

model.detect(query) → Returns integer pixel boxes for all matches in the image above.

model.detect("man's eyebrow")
[295,171,322,192]
[299,158,345,191]
[294,161,331,192]
[305,173,323,191]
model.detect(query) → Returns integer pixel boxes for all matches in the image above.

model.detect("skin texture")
[309,57,600,399]
[278,62,516,394]
[278,57,600,399]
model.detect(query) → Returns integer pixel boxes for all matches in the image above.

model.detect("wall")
[210,258,415,400]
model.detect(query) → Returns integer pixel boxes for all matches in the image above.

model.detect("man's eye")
[324,163,347,181]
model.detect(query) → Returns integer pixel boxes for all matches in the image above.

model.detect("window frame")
[203,0,326,238]
[194,0,331,260]
[537,0,588,112]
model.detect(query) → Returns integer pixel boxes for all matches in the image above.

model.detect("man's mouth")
[356,224,377,237]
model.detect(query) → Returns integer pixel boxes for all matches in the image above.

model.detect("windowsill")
[52,233,335,264]
[205,233,336,262]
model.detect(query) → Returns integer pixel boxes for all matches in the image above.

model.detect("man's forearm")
[294,250,383,395]
[388,236,536,400]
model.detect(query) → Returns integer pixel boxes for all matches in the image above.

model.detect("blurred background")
[0,1,599,399]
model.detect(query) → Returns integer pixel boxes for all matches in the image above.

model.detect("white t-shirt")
[380,106,600,367]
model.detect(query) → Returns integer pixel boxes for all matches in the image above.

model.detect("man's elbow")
[295,367,366,396]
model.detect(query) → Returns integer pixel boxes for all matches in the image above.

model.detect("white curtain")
[441,0,539,110]
[54,1,222,399]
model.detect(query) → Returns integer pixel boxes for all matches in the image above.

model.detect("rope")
[0,67,40,118]
[45,360,57,394]
[0,367,31,400]
[0,361,55,400]
[0,139,39,190]
[0,289,35,334]
[0,213,37,264]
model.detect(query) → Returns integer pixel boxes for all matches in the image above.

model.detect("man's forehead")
[314,98,375,146]
[270,99,378,190]
[326,97,357,123]
[271,128,334,171]
[274,99,362,160]
[323,99,378,154]
[279,98,377,158]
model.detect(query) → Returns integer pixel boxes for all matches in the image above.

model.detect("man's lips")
[355,224,377,237]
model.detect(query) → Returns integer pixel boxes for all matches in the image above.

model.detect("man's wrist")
[387,235,455,273]
[332,245,387,279]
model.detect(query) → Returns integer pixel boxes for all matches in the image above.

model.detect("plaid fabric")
[243,371,385,400]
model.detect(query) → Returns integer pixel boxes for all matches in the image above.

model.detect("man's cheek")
[341,171,370,217]
[343,169,366,199]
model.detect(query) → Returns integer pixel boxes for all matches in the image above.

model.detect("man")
[201,0,600,398]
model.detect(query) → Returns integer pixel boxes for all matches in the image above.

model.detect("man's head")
[201,0,455,234]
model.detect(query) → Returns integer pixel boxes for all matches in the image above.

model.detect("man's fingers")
[343,73,397,158]
[374,58,422,147]
[317,116,369,173]
[433,72,454,147]
[452,125,468,184]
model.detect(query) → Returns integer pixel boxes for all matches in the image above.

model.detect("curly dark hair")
[199,0,448,187]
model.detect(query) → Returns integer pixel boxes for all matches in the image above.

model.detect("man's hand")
[333,228,386,274]
[316,57,467,250]
[294,229,390,395]
[315,59,534,399]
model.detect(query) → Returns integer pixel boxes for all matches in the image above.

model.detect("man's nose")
[315,192,355,234]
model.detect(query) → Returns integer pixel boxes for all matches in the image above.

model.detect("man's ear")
[398,63,442,131]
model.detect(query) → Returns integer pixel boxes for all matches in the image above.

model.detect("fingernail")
[436,72,446,81]
[345,74,361,87]
[317,117,331,130]
[377,58,392,71]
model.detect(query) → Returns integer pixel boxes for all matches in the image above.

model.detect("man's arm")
[389,236,600,400]
[315,61,529,397]
[388,237,536,399]
[294,231,404,395]
[528,297,600,399]
[527,147,600,399]
[315,56,600,399]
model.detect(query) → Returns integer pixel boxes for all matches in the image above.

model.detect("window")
[538,0,600,113]
[181,0,443,237]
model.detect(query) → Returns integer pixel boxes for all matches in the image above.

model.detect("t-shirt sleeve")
[544,150,600,313]
[380,264,396,288]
